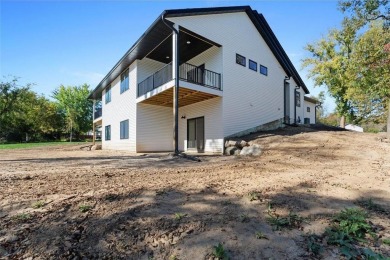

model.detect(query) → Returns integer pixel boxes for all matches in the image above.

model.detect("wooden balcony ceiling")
[141,87,218,107]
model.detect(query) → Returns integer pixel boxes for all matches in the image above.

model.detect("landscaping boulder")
[240,144,262,156]
[225,140,238,148]
[91,144,102,151]
[236,140,248,149]
[225,146,241,155]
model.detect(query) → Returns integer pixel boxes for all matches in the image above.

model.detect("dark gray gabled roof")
[89,5,308,99]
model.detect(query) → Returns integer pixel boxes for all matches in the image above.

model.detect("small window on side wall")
[249,60,257,71]
[120,69,129,94]
[260,65,268,76]
[296,91,301,107]
[120,119,129,139]
[307,107,310,112]
[236,54,246,67]
[105,125,111,141]
[105,85,111,104]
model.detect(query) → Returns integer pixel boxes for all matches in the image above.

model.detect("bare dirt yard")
[1,126,389,259]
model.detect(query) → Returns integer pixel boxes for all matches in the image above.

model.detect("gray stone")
[240,144,262,156]
[225,146,238,155]
[237,140,248,148]
[0,234,18,243]
[224,140,237,148]
[91,144,102,151]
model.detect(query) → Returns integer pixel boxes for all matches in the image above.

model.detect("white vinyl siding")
[101,62,137,151]
[136,97,223,153]
[304,100,316,124]
[168,12,290,137]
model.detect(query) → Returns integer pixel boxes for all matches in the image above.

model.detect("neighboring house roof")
[304,96,318,104]
[88,6,309,99]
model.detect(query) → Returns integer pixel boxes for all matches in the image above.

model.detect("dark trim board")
[89,5,309,99]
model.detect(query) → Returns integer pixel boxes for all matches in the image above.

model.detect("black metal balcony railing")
[94,108,102,120]
[138,62,173,97]
[137,62,222,97]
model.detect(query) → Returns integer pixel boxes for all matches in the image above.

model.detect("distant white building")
[89,6,314,153]
[345,124,364,132]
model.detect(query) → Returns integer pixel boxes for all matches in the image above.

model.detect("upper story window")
[120,69,129,94]
[236,54,246,67]
[120,119,129,139]
[249,60,257,71]
[260,65,268,76]
[105,85,111,104]
[296,91,301,107]
[307,107,310,112]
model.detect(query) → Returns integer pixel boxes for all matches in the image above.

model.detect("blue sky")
[1,1,343,112]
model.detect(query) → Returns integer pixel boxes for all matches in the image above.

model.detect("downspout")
[162,13,180,154]
[283,76,290,124]
[294,86,300,125]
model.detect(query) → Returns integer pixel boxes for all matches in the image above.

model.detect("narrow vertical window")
[307,107,310,112]
[260,65,268,76]
[120,120,129,139]
[296,91,301,107]
[120,69,129,94]
[105,85,111,104]
[105,125,111,140]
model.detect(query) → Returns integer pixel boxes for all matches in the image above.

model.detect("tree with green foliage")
[52,84,92,142]
[303,0,389,133]
[1,78,63,142]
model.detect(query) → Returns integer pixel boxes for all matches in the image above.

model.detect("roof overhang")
[304,96,318,104]
[89,5,309,99]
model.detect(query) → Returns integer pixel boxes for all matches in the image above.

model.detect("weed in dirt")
[382,238,390,246]
[174,213,186,221]
[156,189,168,196]
[105,193,119,201]
[324,208,385,259]
[32,201,45,209]
[355,198,388,215]
[306,233,324,257]
[13,213,31,221]
[255,231,268,240]
[79,205,93,213]
[267,211,305,231]
[247,191,261,201]
[213,243,228,260]
[169,255,178,260]
[239,213,250,223]
[221,200,232,206]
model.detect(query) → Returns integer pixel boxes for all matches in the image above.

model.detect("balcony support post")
[172,24,180,154]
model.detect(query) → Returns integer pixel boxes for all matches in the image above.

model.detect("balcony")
[137,62,222,98]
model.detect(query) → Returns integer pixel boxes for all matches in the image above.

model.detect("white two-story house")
[89,6,317,154]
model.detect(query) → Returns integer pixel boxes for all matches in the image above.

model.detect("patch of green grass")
[213,243,227,259]
[324,208,386,259]
[174,213,186,221]
[383,238,390,246]
[255,231,268,240]
[13,213,31,221]
[32,201,45,209]
[79,205,93,213]
[0,142,84,150]
[267,211,305,231]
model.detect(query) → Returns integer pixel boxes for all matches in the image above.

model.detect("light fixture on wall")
[166,56,170,59]
[186,40,191,44]
[181,115,186,119]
